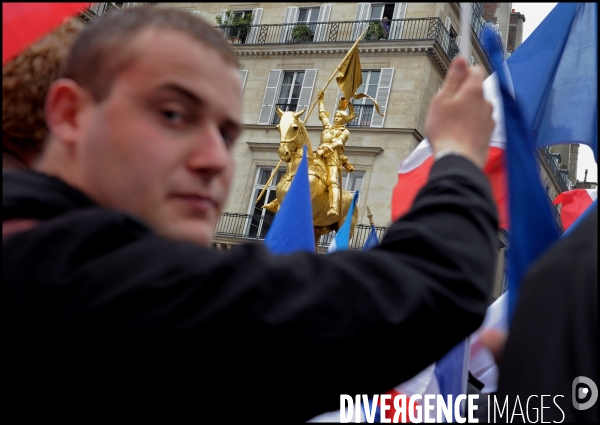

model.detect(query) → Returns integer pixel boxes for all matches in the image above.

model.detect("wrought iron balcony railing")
[215,212,388,250]
[347,104,375,127]
[215,17,461,61]
[539,146,572,193]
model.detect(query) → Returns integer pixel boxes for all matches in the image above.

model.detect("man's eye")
[163,110,183,123]
[221,130,236,149]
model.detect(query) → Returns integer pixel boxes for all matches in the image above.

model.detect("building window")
[334,70,380,127]
[247,167,286,239]
[332,68,393,128]
[258,69,317,126]
[298,7,320,34]
[342,170,365,197]
[272,71,305,124]
[369,3,396,21]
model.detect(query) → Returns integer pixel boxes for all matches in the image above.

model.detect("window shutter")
[469,55,475,66]
[445,16,452,30]
[281,6,299,43]
[258,70,282,125]
[315,4,332,42]
[246,8,263,44]
[239,70,248,95]
[220,9,228,22]
[389,3,407,40]
[297,69,318,111]
[191,11,201,18]
[352,3,371,40]
[442,16,452,52]
[370,68,394,128]
[456,35,462,53]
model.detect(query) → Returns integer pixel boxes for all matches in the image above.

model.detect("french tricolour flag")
[391,72,510,230]
[553,188,597,231]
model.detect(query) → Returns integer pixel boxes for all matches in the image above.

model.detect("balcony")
[214,212,388,251]
[539,146,572,193]
[215,17,461,61]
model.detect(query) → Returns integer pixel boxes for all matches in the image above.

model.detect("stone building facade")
[507,8,525,55]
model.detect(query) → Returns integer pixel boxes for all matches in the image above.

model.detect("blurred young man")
[2,7,497,421]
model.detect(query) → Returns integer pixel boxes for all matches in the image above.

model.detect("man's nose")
[186,125,232,175]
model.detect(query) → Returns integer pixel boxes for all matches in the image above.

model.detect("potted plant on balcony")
[363,21,386,41]
[292,23,314,43]
[216,9,253,44]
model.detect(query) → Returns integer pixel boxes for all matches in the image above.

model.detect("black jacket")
[497,205,598,423]
[2,155,498,421]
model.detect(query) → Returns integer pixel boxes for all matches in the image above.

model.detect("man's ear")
[44,78,93,147]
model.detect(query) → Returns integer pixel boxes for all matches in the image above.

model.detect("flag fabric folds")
[336,43,363,104]
[336,43,383,118]
[553,189,597,231]
[505,3,597,160]
[327,191,359,254]
[2,3,88,65]
[264,146,315,254]
[483,27,563,324]
[392,74,509,229]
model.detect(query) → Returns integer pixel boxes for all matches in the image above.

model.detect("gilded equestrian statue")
[262,102,358,247]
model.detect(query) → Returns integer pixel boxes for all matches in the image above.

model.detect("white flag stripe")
[398,72,508,174]
[586,189,597,201]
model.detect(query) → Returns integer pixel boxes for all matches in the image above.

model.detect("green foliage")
[364,21,385,40]
[292,23,314,43]
[216,10,253,38]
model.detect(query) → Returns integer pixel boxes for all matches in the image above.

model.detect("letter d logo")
[572,376,598,411]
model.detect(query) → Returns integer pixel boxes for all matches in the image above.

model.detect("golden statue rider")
[316,89,355,218]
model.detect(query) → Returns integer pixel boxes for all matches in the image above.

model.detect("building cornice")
[242,125,423,141]
[246,142,384,157]
[233,40,466,77]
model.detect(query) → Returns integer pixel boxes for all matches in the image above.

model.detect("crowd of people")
[2,5,596,422]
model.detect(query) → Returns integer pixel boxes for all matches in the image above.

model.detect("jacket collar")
[2,170,97,221]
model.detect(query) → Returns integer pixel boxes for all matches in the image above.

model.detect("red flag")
[553,188,597,231]
[392,73,510,229]
[392,140,508,229]
[3,3,88,65]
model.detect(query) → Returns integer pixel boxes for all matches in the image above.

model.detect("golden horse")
[263,106,358,246]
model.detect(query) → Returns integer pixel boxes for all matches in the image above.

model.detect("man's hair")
[3,19,84,161]
[63,7,239,102]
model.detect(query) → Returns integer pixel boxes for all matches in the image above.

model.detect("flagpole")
[460,3,472,61]
[301,27,369,124]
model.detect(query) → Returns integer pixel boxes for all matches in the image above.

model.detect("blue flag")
[506,3,597,160]
[434,339,470,421]
[327,191,359,253]
[483,29,561,324]
[362,225,380,251]
[264,145,315,254]
[483,2,597,323]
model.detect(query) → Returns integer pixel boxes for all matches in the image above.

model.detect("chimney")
[584,169,588,182]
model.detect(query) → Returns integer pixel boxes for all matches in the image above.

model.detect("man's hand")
[425,57,494,169]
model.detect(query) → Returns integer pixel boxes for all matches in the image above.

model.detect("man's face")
[72,29,242,246]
